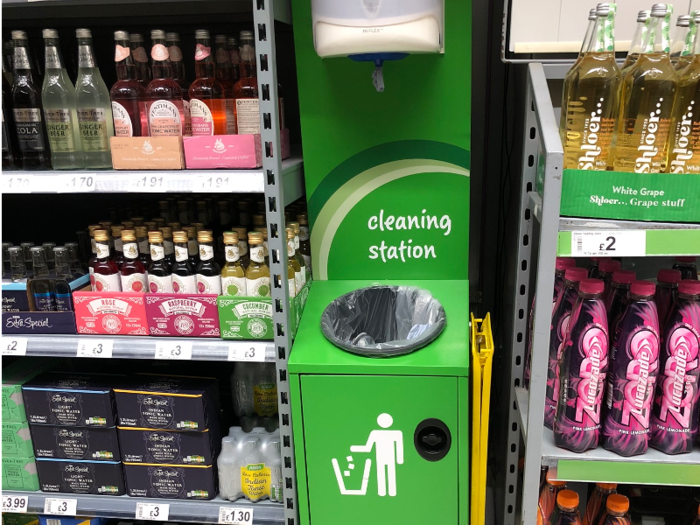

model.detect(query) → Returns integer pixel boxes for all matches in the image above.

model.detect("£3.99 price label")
[44,498,77,516]
[135,502,170,521]
[228,343,267,362]
[2,337,28,356]
[77,339,114,358]
[571,230,647,258]
[2,495,29,513]
[218,506,254,525]
[155,341,193,360]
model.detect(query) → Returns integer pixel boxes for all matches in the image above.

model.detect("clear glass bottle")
[166,32,191,136]
[8,246,26,282]
[146,30,185,137]
[120,229,147,292]
[621,10,651,77]
[129,33,152,85]
[233,30,259,134]
[42,241,56,271]
[20,242,34,273]
[221,231,246,296]
[246,231,270,297]
[30,247,54,311]
[111,31,146,137]
[11,31,51,170]
[172,230,197,294]
[3,65,19,169]
[147,230,173,293]
[92,229,121,292]
[42,29,84,169]
[189,30,226,136]
[286,228,301,297]
[671,14,693,70]
[64,242,84,277]
[215,34,237,134]
[196,230,222,295]
[2,243,12,277]
[53,246,74,311]
[613,4,678,174]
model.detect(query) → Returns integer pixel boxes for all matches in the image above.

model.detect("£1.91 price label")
[77,339,114,358]
[228,343,267,362]
[44,498,77,516]
[218,506,254,525]
[135,502,170,521]
[2,495,29,513]
[571,230,647,258]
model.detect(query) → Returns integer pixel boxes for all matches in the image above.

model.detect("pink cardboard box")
[74,292,149,336]
[145,294,220,337]
[183,129,290,169]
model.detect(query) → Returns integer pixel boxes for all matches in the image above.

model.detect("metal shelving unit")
[1,1,299,524]
[501,63,700,525]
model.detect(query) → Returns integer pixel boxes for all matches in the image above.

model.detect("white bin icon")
[332,456,372,495]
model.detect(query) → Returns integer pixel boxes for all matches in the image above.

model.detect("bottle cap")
[197,231,213,243]
[546,470,566,487]
[11,31,28,40]
[677,14,691,27]
[657,269,682,284]
[114,30,130,40]
[287,221,300,232]
[228,37,238,46]
[94,230,109,242]
[151,29,166,40]
[580,278,604,295]
[148,231,164,243]
[121,229,136,242]
[223,231,239,244]
[240,30,254,40]
[248,231,263,244]
[30,246,44,254]
[597,483,617,490]
[159,227,173,238]
[166,32,179,41]
[638,10,650,22]
[167,222,182,230]
[183,226,196,238]
[253,214,265,226]
[286,228,295,239]
[88,224,100,236]
[215,34,227,44]
[192,222,205,231]
[111,225,124,236]
[612,270,636,285]
[675,256,697,263]
[130,34,144,43]
[556,258,576,271]
[631,280,656,297]
[121,221,135,229]
[76,28,92,38]
[565,267,588,283]
[589,8,597,21]
[173,231,188,243]
[254,228,268,240]
[599,259,621,273]
[606,494,629,514]
[557,490,579,509]
[233,227,247,238]
[595,3,611,17]
[135,226,148,237]
[297,213,308,225]
[195,29,210,39]
[651,4,669,17]
[679,280,700,295]
[42,29,59,39]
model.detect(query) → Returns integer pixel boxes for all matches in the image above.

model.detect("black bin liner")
[320,285,446,357]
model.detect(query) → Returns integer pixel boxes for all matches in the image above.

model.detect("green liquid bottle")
[42,29,84,169]
[246,231,270,298]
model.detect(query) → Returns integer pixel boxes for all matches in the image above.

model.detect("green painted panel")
[557,231,573,257]
[301,374,459,525]
[557,459,700,487]
[291,374,311,525]
[458,377,470,525]
[646,230,700,255]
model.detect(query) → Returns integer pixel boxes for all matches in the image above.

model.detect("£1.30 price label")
[2,337,28,356]
[155,341,193,360]
[218,507,254,525]
[228,343,267,362]
[135,502,170,521]
[77,339,114,358]
[571,230,647,258]
[2,495,29,513]
[44,498,77,516]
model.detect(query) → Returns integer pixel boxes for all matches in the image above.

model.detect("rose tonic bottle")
[146,30,184,137]
[188,30,226,136]
[111,31,146,137]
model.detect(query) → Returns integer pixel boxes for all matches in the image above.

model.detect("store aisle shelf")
[0,491,285,525]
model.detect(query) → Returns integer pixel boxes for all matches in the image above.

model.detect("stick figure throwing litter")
[350,413,403,496]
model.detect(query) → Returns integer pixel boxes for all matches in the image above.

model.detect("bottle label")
[241,43,255,62]
[148,100,182,136]
[287,240,295,257]
[225,99,236,134]
[45,46,61,69]
[45,108,76,152]
[148,273,173,293]
[190,99,214,136]
[250,245,265,263]
[95,243,110,259]
[262,241,269,258]
[78,45,95,68]
[247,276,270,297]
[175,245,189,262]
[123,242,139,260]
[238,240,248,257]
[121,271,147,292]
[236,98,260,134]
[77,108,109,152]
[55,293,73,312]
[172,274,197,294]
[669,100,699,174]
[34,293,55,312]
[188,240,198,256]
[114,45,131,62]
[298,225,309,241]
[199,244,214,261]
[194,44,211,61]
[111,101,133,137]
[182,99,192,136]
[295,271,304,293]
[225,244,240,262]
[151,44,169,61]
[133,46,148,63]
[168,45,183,62]
[294,236,300,250]
[222,275,246,296]
[151,245,165,261]
[288,277,296,298]
[13,47,30,70]
[14,108,47,152]
[93,272,121,292]
[139,239,149,255]
[196,273,222,295]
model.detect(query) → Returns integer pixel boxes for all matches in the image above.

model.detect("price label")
[571,230,647,258]
[43,498,77,516]
[135,502,170,521]
[2,337,28,356]
[155,341,193,360]
[2,495,29,513]
[197,175,232,192]
[228,343,267,362]
[5,175,32,193]
[60,174,96,193]
[219,507,254,525]
[129,174,166,192]
[77,339,114,358]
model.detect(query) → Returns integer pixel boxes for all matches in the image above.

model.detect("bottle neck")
[644,14,672,55]
[215,42,231,78]
[151,39,174,79]
[194,39,216,78]
[239,39,256,79]
[77,37,97,69]
[166,39,185,80]
[586,10,616,54]
[115,38,137,81]
[12,42,33,78]
[44,38,65,70]
[628,20,650,57]
[579,18,596,57]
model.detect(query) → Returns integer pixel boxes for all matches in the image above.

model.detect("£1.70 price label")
[571,230,647,258]
[219,507,254,525]
[61,174,95,193]
[135,502,170,521]
[44,498,77,516]
[228,343,267,362]
[2,337,28,356]
[77,339,114,358]
[2,495,29,513]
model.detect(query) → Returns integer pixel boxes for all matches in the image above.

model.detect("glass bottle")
[64,242,84,277]
[297,213,311,279]
[246,231,270,297]
[41,29,84,169]
[159,226,176,269]
[8,246,26,282]
[214,34,237,134]
[195,230,222,295]
[286,227,302,296]
[584,483,617,525]
[671,14,693,70]
[11,31,51,170]
[621,10,651,76]
[228,36,240,83]
[111,225,125,269]
[30,247,55,312]
[2,243,12,277]
[547,490,583,525]
[111,31,146,138]
[87,224,99,286]
[146,30,185,137]
[42,241,56,271]
[598,495,631,525]
[183,225,200,268]
[233,226,249,268]
[233,30,259,134]
[221,231,246,296]
[166,32,191,137]
[20,242,34,273]
[255,227,270,266]
[119,229,147,292]
[92,229,121,292]
[560,4,620,171]
[30,245,49,275]
[135,225,151,268]
[287,221,307,287]
[537,471,566,525]
[172,230,197,294]
[147,230,173,293]
[3,64,19,169]
[75,28,114,169]
[189,30,226,136]
[673,256,698,280]
[613,4,678,174]
[53,246,74,311]
[129,33,152,85]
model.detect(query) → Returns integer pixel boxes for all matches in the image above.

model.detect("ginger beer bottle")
[613,4,678,174]
[621,11,651,77]
[560,4,621,170]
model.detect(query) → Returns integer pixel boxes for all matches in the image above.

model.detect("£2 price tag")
[2,337,28,356]
[219,507,254,525]
[77,339,114,358]
[228,343,267,362]
[571,230,647,258]
[2,495,29,513]
[44,498,77,516]
[135,502,170,521]
[155,341,193,360]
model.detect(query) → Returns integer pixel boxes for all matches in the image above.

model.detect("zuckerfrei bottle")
[673,256,698,279]
[166,32,191,136]
[147,230,173,293]
[553,278,609,453]
[189,30,226,136]
[286,228,300,296]
[584,483,617,525]
[606,269,636,334]
[75,28,114,169]
[172,230,197,294]
[671,14,695,71]
[598,494,631,525]
[41,29,84,169]
[246,232,270,297]
[656,268,681,328]
[146,30,185,137]
[234,30,260,135]
[560,3,621,171]
[613,4,678,174]
[602,280,660,457]
[221,231,246,296]
[129,33,152,85]
[547,490,582,525]
[111,31,146,137]
[195,230,222,295]
[119,229,148,292]
[536,466,567,525]
[215,34,237,134]
[92,229,121,292]
[650,279,700,454]
[621,10,651,76]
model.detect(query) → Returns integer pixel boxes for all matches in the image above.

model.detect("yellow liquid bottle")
[671,14,693,71]
[561,4,621,170]
[287,221,307,288]
[613,4,678,174]
[621,10,651,77]
[286,227,302,296]
[221,231,247,296]
[245,231,270,297]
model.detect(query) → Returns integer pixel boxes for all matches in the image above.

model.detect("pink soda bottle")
[598,494,631,525]
[547,490,582,525]
[584,483,617,525]
[537,471,567,525]
[598,259,621,302]
[691,504,700,525]
[673,256,698,280]
[606,270,636,334]
[656,269,682,330]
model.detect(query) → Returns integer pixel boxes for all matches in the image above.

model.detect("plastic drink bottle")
[691,504,700,525]
[547,490,582,525]
[597,259,621,301]
[606,270,636,335]
[656,269,682,329]
[589,258,600,279]
[554,279,609,453]
[537,471,567,525]
[584,483,617,525]
[598,494,631,525]
[603,281,660,456]
[545,267,589,428]
[673,257,698,280]
[650,280,700,454]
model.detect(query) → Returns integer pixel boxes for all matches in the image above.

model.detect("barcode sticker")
[219,506,254,525]
[43,498,77,516]
[571,231,646,257]
[135,502,170,521]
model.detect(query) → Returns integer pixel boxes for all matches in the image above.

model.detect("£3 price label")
[571,230,647,258]
[2,337,28,356]
[218,507,254,525]
[228,343,267,362]
[2,495,29,513]
[155,341,193,360]
[135,502,170,521]
[44,498,77,516]
[77,339,114,358]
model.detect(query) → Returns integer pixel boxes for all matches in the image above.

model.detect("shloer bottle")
[560,3,621,171]
[111,31,146,137]
[621,10,651,76]
[130,34,152,85]
[286,227,302,296]
[75,28,114,169]
[215,34,237,134]
[92,229,121,292]
[172,230,197,294]
[147,230,173,293]
[671,14,693,70]
[111,225,125,269]
[196,230,222,295]
[189,30,226,136]
[221,231,246,296]
[246,231,270,297]
[42,29,84,169]
[234,30,259,134]
[120,229,148,292]
[233,227,249,268]
[146,30,185,137]
[166,32,191,136]
[11,31,51,169]
[613,4,678,174]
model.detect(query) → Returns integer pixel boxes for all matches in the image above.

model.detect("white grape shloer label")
[190,99,214,136]
[148,274,173,293]
[225,244,240,262]
[246,276,270,297]
[196,274,222,295]
[172,274,197,294]
[112,101,133,137]
[149,100,181,136]
[222,275,246,296]
[199,245,214,261]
